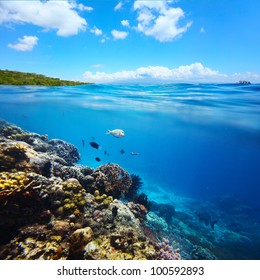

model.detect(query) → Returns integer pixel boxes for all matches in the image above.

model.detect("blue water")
[0,83,260,208]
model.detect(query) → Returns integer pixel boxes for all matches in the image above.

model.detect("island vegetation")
[0,69,90,86]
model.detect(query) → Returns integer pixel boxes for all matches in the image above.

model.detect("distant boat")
[238,80,251,85]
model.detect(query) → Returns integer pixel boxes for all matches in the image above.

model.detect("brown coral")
[91,164,132,198]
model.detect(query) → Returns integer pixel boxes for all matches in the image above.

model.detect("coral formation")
[0,120,180,260]
[91,164,132,198]
[155,238,181,260]
[48,139,80,166]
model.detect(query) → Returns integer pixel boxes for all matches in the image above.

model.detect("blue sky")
[0,0,260,83]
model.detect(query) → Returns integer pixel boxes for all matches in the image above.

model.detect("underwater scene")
[0,83,260,260]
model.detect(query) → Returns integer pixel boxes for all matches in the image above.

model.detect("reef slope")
[0,119,180,260]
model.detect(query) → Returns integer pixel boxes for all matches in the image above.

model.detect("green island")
[0,69,90,86]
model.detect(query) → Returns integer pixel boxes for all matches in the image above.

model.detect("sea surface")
[1,83,260,259]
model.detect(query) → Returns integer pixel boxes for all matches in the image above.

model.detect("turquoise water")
[1,83,260,259]
[1,83,259,206]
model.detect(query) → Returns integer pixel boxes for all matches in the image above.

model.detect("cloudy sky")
[0,0,260,83]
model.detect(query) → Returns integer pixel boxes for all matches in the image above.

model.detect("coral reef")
[1,119,259,260]
[48,139,80,166]
[155,238,181,260]
[90,164,132,198]
[0,119,179,260]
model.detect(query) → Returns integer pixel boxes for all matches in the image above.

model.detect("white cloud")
[77,3,93,12]
[8,35,38,51]
[232,72,260,82]
[90,26,103,36]
[121,20,130,27]
[111,29,128,40]
[0,1,87,37]
[92,64,104,68]
[133,0,192,42]
[83,63,227,83]
[114,2,123,11]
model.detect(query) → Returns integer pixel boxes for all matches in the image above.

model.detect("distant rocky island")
[0,70,90,86]
[238,80,251,85]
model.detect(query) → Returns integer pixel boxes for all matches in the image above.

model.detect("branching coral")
[155,238,181,260]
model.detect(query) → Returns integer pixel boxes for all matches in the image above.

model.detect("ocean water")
[1,83,260,259]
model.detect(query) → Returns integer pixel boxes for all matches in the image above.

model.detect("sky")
[0,0,260,83]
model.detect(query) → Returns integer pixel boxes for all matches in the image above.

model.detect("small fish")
[104,150,110,156]
[91,136,95,140]
[130,152,139,155]
[82,139,85,147]
[89,141,101,149]
[106,129,125,138]
[120,149,125,154]
[95,157,101,162]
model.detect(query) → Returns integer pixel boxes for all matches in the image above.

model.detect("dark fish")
[130,152,139,155]
[91,136,95,140]
[112,206,118,217]
[82,139,85,147]
[104,150,110,156]
[120,149,125,154]
[95,157,101,162]
[89,141,101,149]
[196,211,217,230]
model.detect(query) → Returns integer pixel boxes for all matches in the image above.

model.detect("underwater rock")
[48,139,80,166]
[69,227,93,259]
[146,212,168,233]
[151,201,175,223]
[0,171,51,232]
[0,140,53,177]
[191,245,216,260]
[0,120,49,151]
[127,201,148,224]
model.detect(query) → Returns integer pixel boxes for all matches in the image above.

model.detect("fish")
[196,211,217,230]
[130,152,139,155]
[82,139,85,147]
[106,129,125,138]
[120,149,125,154]
[95,157,101,162]
[112,206,118,217]
[89,141,101,149]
